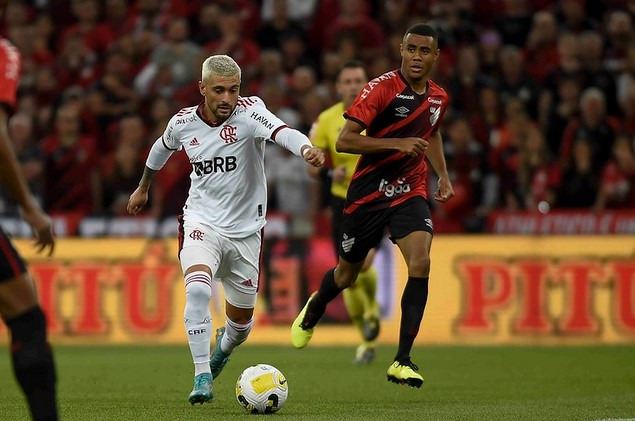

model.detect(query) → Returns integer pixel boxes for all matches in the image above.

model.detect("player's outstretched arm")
[337,119,428,157]
[273,126,325,167]
[0,108,54,255]
[426,130,454,203]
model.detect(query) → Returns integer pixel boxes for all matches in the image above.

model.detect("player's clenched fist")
[397,137,428,157]
[434,176,455,203]
[127,186,149,215]
[301,146,325,167]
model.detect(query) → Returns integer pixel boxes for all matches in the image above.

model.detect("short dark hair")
[336,60,367,81]
[404,23,438,44]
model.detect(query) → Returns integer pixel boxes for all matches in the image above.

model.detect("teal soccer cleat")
[188,373,213,405]
[209,327,231,379]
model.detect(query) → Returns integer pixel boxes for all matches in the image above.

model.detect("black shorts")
[338,196,433,263]
[0,228,27,283]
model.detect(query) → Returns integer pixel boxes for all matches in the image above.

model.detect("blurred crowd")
[0,0,633,233]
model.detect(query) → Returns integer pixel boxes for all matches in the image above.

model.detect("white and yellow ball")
[235,364,288,414]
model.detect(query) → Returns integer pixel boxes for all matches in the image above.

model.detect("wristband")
[302,147,311,158]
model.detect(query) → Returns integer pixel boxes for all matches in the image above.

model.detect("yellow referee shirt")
[310,102,363,199]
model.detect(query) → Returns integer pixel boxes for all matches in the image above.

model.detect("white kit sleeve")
[145,137,175,170]
[272,126,313,157]
[244,96,312,157]
[145,115,181,170]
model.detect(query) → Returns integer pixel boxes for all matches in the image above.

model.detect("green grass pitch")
[1,345,634,420]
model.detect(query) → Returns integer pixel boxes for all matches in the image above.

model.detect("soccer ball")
[235,364,288,414]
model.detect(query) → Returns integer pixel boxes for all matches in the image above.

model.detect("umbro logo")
[189,137,200,147]
[395,106,409,117]
[242,279,254,287]
[341,233,355,253]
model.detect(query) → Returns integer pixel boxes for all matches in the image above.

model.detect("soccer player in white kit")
[127,55,324,405]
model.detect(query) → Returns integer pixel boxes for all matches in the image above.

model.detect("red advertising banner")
[488,211,635,234]
[1,236,633,345]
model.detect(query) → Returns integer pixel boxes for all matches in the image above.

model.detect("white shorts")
[179,220,262,309]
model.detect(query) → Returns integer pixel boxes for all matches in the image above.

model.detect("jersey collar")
[196,102,224,128]
[397,70,429,97]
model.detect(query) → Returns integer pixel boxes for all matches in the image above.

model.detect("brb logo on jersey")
[378,177,411,198]
[220,124,238,143]
[192,156,237,176]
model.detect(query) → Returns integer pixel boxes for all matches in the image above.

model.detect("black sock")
[6,306,58,421]
[301,268,343,329]
[395,277,429,362]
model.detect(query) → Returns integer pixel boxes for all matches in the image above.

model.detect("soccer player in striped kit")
[292,23,454,388]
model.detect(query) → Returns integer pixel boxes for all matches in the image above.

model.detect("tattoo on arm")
[139,166,158,189]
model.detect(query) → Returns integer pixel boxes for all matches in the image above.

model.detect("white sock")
[220,317,253,354]
[183,271,212,376]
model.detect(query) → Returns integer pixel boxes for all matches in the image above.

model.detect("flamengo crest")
[220,124,238,143]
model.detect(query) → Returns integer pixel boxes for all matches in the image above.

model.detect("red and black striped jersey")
[0,38,21,112]
[342,69,449,214]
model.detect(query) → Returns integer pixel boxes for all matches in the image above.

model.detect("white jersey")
[161,96,288,238]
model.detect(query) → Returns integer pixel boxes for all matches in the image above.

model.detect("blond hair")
[201,55,241,82]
